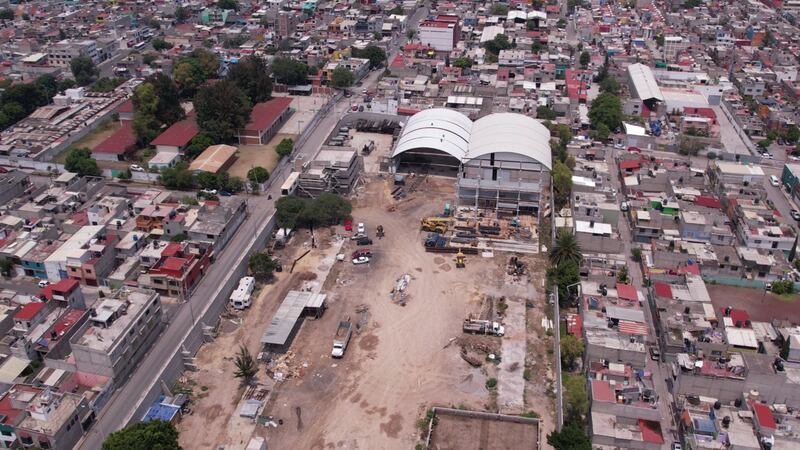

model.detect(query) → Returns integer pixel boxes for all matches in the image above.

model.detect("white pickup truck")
[331,320,352,358]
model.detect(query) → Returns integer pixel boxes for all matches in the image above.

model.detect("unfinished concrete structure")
[296,147,363,197]
[391,108,552,215]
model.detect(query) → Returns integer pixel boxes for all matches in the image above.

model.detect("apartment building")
[47,40,99,68]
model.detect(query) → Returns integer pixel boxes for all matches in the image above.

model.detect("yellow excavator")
[455,250,466,268]
[420,217,449,233]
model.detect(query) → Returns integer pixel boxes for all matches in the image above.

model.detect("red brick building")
[237,97,293,145]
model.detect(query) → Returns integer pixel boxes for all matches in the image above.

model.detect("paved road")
[77,13,426,448]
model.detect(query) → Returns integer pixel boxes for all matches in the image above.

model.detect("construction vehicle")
[421,217,449,233]
[376,224,384,238]
[424,233,447,248]
[455,250,466,268]
[331,320,352,358]
[463,319,505,336]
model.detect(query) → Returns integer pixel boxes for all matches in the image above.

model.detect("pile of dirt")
[267,351,304,380]
[456,336,500,368]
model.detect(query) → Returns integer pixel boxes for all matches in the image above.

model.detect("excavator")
[455,250,466,268]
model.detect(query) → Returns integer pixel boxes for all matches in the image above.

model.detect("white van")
[770,175,780,187]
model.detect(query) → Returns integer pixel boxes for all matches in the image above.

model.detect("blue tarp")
[142,401,180,423]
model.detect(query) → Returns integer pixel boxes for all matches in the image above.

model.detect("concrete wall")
[576,233,625,254]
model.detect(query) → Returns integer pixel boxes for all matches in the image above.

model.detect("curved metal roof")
[392,108,472,160]
[468,113,552,170]
[392,108,552,170]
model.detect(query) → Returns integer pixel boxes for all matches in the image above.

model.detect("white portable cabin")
[230,276,256,309]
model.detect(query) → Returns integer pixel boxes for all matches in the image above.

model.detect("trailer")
[463,319,505,336]
[331,320,352,358]
[230,276,256,310]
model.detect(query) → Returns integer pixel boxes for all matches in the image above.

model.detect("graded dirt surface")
[707,284,800,322]
[430,412,539,450]
[227,133,294,179]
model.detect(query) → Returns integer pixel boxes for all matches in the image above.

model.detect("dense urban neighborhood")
[1,0,800,449]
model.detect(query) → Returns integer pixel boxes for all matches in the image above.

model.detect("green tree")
[195,172,220,190]
[160,162,195,190]
[599,76,620,95]
[537,105,557,120]
[218,0,239,10]
[70,56,99,86]
[186,134,213,160]
[271,57,309,85]
[223,34,248,49]
[554,261,581,307]
[563,373,589,422]
[147,73,185,126]
[152,38,174,51]
[173,49,220,96]
[560,334,584,369]
[247,166,270,183]
[547,422,591,450]
[592,123,611,141]
[771,280,795,295]
[170,233,188,242]
[275,194,351,229]
[786,126,800,144]
[484,34,512,55]
[102,420,181,450]
[331,67,355,88]
[588,92,623,131]
[356,45,387,69]
[91,77,125,93]
[234,344,257,383]
[452,57,473,69]
[64,148,101,177]
[552,159,573,210]
[579,50,590,68]
[550,230,583,267]
[175,6,191,23]
[0,258,13,277]
[491,4,509,15]
[757,139,772,150]
[249,253,277,282]
[0,9,14,21]
[631,248,642,262]
[132,83,161,146]
[617,265,629,284]
[276,138,294,157]
[194,80,252,143]
[227,55,273,104]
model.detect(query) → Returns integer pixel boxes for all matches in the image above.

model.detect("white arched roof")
[392,109,552,170]
[468,113,552,170]
[393,108,472,160]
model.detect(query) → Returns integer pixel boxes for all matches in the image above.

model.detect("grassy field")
[54,119,121,163]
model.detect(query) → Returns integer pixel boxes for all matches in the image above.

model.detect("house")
[149,115,198,155]
[90,121,136,161]
[43,225,106,282]
[136,205,175,233]
[0,386,90,450]
[237,97,293,145]
[141,242,212,298]
[0,171,31,206]
[188,145,237,174]
[187,199,246,251]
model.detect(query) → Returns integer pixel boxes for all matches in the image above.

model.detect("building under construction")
[391,108,552,215]
[296,147,362,197]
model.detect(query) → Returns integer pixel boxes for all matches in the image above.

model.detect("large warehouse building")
[391,108,552,214]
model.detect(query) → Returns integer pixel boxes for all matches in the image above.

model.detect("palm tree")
[549,230,582,267]
[233,345,257,383]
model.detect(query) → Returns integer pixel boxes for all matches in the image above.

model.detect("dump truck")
[421,217,449,233]
[331,320,352,358]
[463,319,505,336]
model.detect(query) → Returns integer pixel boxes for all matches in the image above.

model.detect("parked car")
[344,219,353,232]
[352,256,370,265]
[130,164,144,172]
[770,175,780,187]
[357,222,365,234]
[352,249,372,258]
[649,346,661,361]
[356,237,373,246]
[200,189,218,195]
[672,442,682,450]
[620,201,630,212]
[627,146,641,153]
[791,210,800,221]
[37,280,50,288]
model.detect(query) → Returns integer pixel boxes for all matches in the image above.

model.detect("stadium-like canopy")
[392,108,552,170]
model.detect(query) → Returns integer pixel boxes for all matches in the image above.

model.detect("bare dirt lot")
[430,412,539,450]
[227,134,294,179]
[707,284,800,323]
[55,119,121,163]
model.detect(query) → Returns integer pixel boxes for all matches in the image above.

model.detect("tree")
[550,230,583,267]
[599,76,620,95]
[147,73,184,126]
[160,162,195,190]
[491,4,509,15]
[173,49,220,97]
[547,423,591,450]
[247,166,270,183]
[249,253,277,282]
[64,148,101,177]
[0,258,13,277]
[195,172,220,190]
[757,139,772,150]
[0,9,14,21]
[275,194,351,229]
[484,34,512,55]
[631,248,642,262]
[275,138,294,158]
[588,92,623,131]
[185,134,213,159]
[552,159,573,210]
[560,334,584,370]
[227,55,273,104]
[223,34,248,49]
[592,123,610,141]
[537,105,557,120]
[617,265,629,284]
[786,126,800,144]
[234,344,257,383]
[132,83,161,147]
[152,38,174,51]
[70,56,99,86]
[218,0,239,10]
[771,279,795,295]
[331,67,355,88]
[271,57,309,85]
[452,57,473,69]
[562,373,589,422]
[194,80,252,143]
[170,233,188,242]
[102,420,181,450]
[175,6,191,23]
[579,50,590,68]
[554,261,581,307]
[354,45,387,69]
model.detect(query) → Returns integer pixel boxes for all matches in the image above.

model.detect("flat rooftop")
[73,289,157,352]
